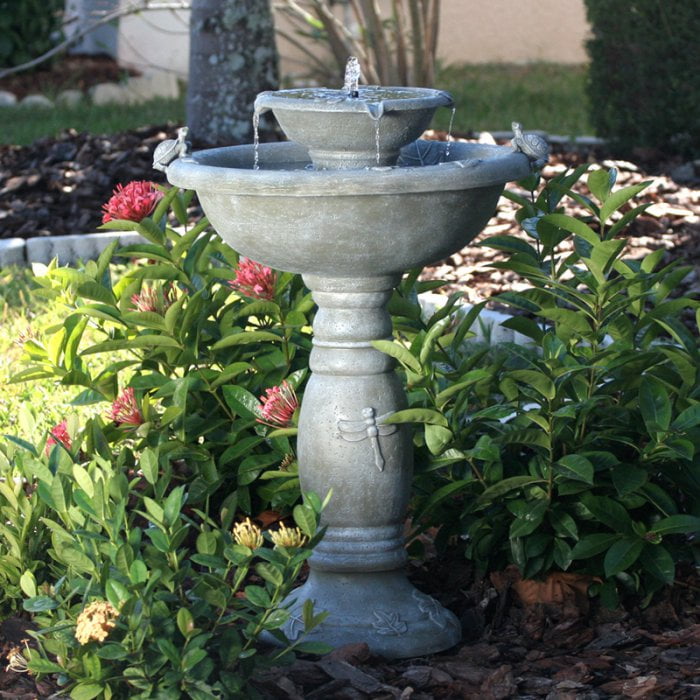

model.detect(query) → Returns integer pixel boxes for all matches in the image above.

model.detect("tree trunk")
[187,0,278,145]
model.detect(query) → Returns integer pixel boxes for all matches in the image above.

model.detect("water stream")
[253,109,261,170]
[444,106,456,160]
[344,56,361,97]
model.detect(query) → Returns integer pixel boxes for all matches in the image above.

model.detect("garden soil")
[1,59,699,698]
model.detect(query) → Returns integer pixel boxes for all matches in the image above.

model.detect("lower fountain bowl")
[166,140,530,277]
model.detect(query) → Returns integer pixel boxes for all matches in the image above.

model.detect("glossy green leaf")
[222,385,260,420]
[293,502,317,538]
[639,377,671,433]
[639,545,675,584]
[580,493,635,535]
[244,585,271,608]
[507,369,555,400]
[600,181,652,222]
[211,330,282,350]
[603,536,644,576]
[611,464,647,496]
[383,408,448,427]
[555,454,594,485]
[477,476,544,504]
[76,280,116,306]
[671,403,700,431]
[650,514,700,536]
[587,167,616,202]
[23,595,59,612]
[425,424,453,455]
[81,334,181,355]
[371,339,422,374]
[177,607,195,638]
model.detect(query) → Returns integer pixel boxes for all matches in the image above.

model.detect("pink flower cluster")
[130,283,176,314]
[107,387,144,426]
[228,257,277,301]
[46,420,72,455]
[257,381,298,428]
[102,181,163,223]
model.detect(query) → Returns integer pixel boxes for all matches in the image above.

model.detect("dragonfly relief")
[337,407,397,471]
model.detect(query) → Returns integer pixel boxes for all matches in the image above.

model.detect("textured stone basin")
[166,140,530,277]
[254,86,454,168]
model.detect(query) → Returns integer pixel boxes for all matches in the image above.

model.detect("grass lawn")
[0,63,592,146]
[0,96,185,147]
[433,62,592,136]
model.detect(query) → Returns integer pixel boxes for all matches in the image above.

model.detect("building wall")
[438,0,589,65]
[115,0,590,80]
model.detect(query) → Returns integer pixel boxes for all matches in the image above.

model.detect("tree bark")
[187,0,278,145]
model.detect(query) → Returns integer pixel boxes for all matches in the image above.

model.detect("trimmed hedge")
[585,0,700,158]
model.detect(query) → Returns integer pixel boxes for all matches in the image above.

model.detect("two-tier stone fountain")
[161,58,545,658]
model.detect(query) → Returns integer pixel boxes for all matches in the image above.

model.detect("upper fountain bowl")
[255,86,453,170]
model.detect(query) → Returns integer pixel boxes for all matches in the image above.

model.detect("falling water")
[344,56,361,97]
[253,109,261,170]
[374,119,381,165]
[444,106,456,160]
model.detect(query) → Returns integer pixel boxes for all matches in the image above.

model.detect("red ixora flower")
[257,381,298,428]
[227,257,277,301]
[107,387,144,426]
[46,420,72,455]
[130,283,176,314]
[101,181,164,223]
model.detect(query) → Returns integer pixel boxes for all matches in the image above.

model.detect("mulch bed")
[1,58,700,698]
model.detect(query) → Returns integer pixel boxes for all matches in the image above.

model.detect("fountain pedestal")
[289,274,460,656]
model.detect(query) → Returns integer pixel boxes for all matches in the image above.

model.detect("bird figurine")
[511,121,549,170]
[153,126,190,172]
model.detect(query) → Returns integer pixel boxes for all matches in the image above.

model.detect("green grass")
[433,62,593,137]
[0,96,185,146]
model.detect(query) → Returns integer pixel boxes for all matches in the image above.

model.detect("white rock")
[19,94,53,109]
[90,82,130,106]
[0,90,17,107]
[56,89,84,107]
[477,131,497,145]
[0,238,26,267]
[125,70,180,102]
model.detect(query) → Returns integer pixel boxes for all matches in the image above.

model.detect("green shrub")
[1,438,328,697]
[584,0,700,158]
[13,185,313,520]
[380,166,700,607]
[0,0,64,69]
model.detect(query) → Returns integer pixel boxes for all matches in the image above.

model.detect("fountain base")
[278,570,461,658]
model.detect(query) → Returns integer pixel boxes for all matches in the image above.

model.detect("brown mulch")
[0,125,172,238]
[250,556,700,699]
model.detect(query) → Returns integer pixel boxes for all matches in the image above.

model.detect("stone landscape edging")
[0,231,148,267]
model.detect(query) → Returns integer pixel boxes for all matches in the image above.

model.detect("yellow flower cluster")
[75,600,120,645]
[232,518,263,550]
[270,523,307,549]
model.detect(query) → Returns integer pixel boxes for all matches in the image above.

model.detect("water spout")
[344,56,361,98]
